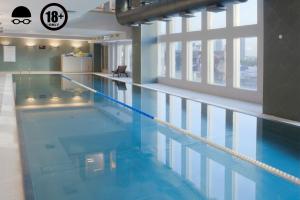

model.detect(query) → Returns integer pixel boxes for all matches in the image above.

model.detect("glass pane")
[170,42,182,79]
[117,45,125,65]
[208,11,226,29]
[234,0,257,26]
[158,21,167,35]
[188,41,202,82]
[158,43,167,77]
[170,16,182,33]
[125,44,132,71]
[187,12,202,32]
[235,37,257,90]
[208,39,226,86]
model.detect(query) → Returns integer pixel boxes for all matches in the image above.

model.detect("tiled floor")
[0,74,24,200]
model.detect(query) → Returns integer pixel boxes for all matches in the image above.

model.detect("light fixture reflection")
[73,95,82,101]
[26,97,35,103]
[50,96,60,102]
[26,41,36,47]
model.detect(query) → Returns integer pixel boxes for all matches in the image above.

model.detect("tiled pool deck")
[0,74,24,200]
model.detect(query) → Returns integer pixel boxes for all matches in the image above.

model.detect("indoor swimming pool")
[14,74,300,200]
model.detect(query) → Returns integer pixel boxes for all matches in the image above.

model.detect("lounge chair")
[112,65,128,77]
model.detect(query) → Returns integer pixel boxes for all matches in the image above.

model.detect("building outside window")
[188,40,202,82]
[208,39,226,86]
[234,37,257,90]
[170,42,182,79]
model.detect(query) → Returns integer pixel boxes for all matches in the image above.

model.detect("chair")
[112,65,128,77]
[114,80,127,91]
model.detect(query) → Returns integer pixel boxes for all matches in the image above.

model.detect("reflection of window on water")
[208,39,226,86]
[85,153,105,173]
[169,139,182,175]
[188,41,202,82]
[234,37,258,90]
[233,112,257,159]
[186,148,201,190]
[208,159,225,200]
[157,132,167,164]
[233,172,256,200]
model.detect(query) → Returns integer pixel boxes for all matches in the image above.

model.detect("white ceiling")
[0,0,130,40]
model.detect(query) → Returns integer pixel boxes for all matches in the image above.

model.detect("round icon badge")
[40,3,68,31]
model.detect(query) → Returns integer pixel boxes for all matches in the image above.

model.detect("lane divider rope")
[63,74,300,186]
[154,118,300,186]
[62,75,154,119]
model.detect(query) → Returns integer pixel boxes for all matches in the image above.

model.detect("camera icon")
[11,6,32,25]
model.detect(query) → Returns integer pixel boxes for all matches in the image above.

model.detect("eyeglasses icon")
[12,19,31,25]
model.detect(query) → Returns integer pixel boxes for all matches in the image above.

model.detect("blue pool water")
[15,75,300,200]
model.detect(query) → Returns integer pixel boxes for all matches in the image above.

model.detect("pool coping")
[93,72,300,128]
[0,74,25,200]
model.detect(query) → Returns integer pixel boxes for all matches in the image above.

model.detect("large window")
[208,39,226,86]
[188,41,202,82]
[125,44,132,72]
[158,43,167,77]
[187,12,202,32]
[234,37,257,90]
[117,45,125,66]
[170,42,182,79]
[170,17,182,34]
[156,0,262,102]
[234,0,257,26]
[208,11,226,29]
